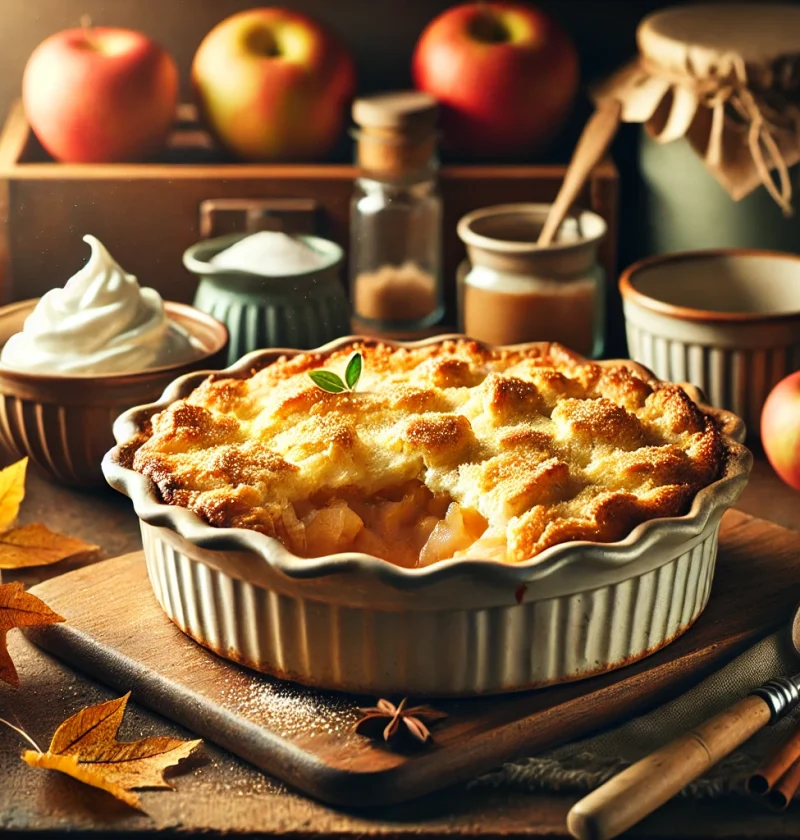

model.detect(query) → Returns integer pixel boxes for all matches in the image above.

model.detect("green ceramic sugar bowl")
[183,231,351,364]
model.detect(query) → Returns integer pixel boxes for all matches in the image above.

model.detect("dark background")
[0,0,690,117]
[0,0,756,353]
[0,0,706,240]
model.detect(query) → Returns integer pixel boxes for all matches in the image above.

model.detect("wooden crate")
[0,101,618,326]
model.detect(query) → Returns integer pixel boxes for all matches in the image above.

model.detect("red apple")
[22,24,178,163]
[762,371,800,491]
[412,2,579,159]
[192,9,355,162]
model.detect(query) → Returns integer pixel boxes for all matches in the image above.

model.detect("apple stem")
[80,14,98,48]
[469,3,510,45]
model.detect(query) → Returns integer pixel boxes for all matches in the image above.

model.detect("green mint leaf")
[345,352,363,390]
[308,370,347,393]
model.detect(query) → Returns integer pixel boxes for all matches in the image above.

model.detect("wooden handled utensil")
[567,604,800,840]
[537,98,622,247]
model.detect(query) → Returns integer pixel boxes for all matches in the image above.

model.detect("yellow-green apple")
[22,24,178,163]
[762,371,800,491]
[192,8,355,162]
[412,2,579,159]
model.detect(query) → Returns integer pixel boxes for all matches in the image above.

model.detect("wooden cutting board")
[24,510,800,808]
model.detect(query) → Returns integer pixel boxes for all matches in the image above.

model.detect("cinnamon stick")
[747,721,800,798]
[767,756,800,811]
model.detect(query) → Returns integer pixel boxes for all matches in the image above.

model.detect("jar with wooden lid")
[349,91,444,332]
[597,3,800,254]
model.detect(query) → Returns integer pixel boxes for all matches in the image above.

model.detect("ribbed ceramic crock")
[621,250,800,437]
[184,233,351,366]
[0,300,228,487]
[103,336,752,696]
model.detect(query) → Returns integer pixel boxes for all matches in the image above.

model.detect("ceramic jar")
[638,133,800,255]
[456,204,606,358]
[183,233,350,365]
[598,3,800,254]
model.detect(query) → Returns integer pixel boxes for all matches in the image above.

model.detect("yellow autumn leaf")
[0,581,64,686]
[21,693,202,809]
[0,523,99,569]
[0,458,27,533]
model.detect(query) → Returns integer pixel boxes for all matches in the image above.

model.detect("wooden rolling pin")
[567,694,772,839]
[567,605,800,840]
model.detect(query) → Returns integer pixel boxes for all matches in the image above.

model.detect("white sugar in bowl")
[184,232,351,365]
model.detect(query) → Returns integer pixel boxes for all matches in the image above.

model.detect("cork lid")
[352,91,438,136]
[639,3,800,70]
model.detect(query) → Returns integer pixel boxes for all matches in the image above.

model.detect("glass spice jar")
[349,91,444,333]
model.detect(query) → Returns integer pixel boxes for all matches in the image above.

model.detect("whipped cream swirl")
[1,236,204,375]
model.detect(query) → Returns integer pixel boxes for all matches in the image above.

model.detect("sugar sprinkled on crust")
[131,340,725,565]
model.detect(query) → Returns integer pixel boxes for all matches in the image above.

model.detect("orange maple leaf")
[21,693,202,809]
[0,523,99,570]
[0,581,64,686]
[0,458,27,532]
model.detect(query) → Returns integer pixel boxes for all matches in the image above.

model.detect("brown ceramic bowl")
[0,299,228,487]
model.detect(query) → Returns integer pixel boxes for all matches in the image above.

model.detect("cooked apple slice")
[461,506,489,540]
[304,502,364,556]
[353,527,389,561]
[419,503,465,566]
[419,502,489,566]
[280,504,306,554]
[453,528,507,562]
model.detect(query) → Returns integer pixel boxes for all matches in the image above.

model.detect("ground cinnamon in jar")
[349,92,444,331]
[462,272,598,356]
[456,204,607,357]
[353,262,438,323]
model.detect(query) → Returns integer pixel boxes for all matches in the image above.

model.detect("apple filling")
[278,480,503,567]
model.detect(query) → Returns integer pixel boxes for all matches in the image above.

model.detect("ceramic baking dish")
[102,336,752,697]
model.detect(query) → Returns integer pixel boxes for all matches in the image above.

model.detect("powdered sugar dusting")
[218,674,360,741]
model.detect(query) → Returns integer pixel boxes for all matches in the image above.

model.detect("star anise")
[353,697,447,745]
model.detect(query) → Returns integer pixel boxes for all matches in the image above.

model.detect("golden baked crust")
[131,340,725,566]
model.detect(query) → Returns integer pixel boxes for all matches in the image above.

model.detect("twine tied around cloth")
[642,52,800,216]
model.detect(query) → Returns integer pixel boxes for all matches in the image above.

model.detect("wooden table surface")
[1,457,799,839]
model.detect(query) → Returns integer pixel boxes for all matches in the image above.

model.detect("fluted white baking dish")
[621,249,800,437]
[102,336,752,697]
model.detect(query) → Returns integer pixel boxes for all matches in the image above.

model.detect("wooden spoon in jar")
[566,604,800,840]
[537,98,622,247]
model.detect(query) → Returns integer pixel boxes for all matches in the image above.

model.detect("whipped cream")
[1,236,204,375]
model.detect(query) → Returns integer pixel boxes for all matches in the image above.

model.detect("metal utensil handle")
[753,676,800,722]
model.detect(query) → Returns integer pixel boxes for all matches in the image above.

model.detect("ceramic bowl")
[184,233,351,366]
[621,249,800,437]
[102,336,752,697]
[0,299,228,487]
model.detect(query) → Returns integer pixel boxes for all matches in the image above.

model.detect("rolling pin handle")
[566,693,772,840]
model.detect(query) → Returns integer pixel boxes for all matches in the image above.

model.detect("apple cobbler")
[130,340,726,567]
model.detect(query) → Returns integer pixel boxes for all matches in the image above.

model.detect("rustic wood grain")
[9,624,800,839]
[0,101,619,325]
[23,510,800,808]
